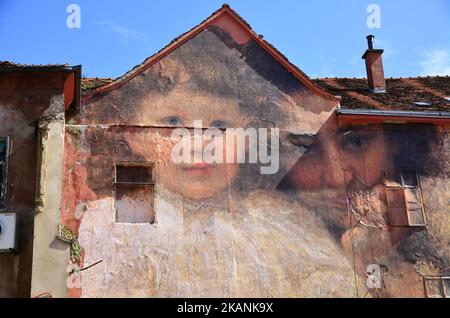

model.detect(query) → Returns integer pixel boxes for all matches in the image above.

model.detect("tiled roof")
[82,75,450,112]
[0,61,69,69]
[313,76,450,111]
[81,78,114,92]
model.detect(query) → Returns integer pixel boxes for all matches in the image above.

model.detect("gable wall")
[62,23,450,297]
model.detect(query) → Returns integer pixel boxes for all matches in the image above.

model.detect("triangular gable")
[83,4,337,102]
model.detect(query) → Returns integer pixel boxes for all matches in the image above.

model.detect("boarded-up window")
[0,137,9,209]
[114,162,155,224]
[386,169,426,227]
[424,277,450,298]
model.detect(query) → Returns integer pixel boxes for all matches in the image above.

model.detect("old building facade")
[0,5,449,297]
[0,63,80,297]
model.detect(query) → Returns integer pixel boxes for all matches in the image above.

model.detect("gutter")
[71,65,82,112]
[337,108,450,119]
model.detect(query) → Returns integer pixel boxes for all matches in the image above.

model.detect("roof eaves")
[337,108,450,119]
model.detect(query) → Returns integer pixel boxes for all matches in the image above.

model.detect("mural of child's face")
[129,85,246,201]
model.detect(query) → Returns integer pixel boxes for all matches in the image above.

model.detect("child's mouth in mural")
[180,163,214,176]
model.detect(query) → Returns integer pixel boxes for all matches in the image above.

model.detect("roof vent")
[413,101,432,107]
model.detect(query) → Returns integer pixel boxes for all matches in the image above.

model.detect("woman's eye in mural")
[300,142,320,156]
[162,115,183,126]
[340,133,374,153]
[210,120,229,129]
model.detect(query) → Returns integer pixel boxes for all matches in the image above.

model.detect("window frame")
[424,277,450,298]
[114,161,156,186]
[385,168,426,227]
[0,136,11,211]
[400,169,420,189]
[113,161,156,224]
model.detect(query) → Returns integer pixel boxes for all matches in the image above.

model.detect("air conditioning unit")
[0,213,17,253]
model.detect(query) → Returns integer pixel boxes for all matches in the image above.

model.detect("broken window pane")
[400,170,419,188]
[0,138,6,161]
[115,164,154,184]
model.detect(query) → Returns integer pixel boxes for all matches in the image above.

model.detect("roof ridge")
[82,4,337,102]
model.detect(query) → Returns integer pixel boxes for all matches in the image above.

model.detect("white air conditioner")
[0,213,17,253]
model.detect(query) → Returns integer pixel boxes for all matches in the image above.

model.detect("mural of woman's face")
[291,132,385,190]
[283,120,389,231]
[289,128,388,191]
[127,85,245,201]
[284,123,388,235]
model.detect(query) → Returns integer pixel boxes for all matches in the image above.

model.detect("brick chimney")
[362,35,386,93]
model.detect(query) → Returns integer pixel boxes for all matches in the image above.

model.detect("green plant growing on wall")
[58,224,82,262]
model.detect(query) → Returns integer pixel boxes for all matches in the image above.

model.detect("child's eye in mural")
[130,85,244,201]
[162,115,184,127]
[210,120,229,129]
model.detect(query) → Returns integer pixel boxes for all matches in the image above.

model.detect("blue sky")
[1,0,449,79]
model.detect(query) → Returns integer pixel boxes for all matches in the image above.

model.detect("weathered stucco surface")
[31,95,70,298]
[0,72,71,297]
[60,23,449,298]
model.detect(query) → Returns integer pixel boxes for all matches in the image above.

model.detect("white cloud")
[96,21,149,45]
[420,49,450,76]
[372,38,398,58]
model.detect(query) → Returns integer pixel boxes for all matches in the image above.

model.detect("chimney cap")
[366,35,375,49]
[362,34,383,58]
[362,49,384,59]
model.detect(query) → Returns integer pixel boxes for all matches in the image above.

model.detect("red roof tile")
[81,78,114,92]
[0,61,69,69]
[314,77,450,112]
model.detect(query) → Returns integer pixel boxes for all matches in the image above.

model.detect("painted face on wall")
[290,129,387,191]
[287,120,386,187]
[282,119,389,231]
[125,84,247,201]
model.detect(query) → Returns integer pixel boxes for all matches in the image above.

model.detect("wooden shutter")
[386,188,408,226]
[404,188,426,226]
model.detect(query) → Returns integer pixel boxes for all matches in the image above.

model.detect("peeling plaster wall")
[62,126,356,297]
[30,95,69,298]
[63,25,449,297]
[0,72,70,298]
[283,122,450,297]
